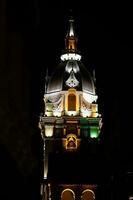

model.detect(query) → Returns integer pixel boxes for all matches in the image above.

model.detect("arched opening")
[81,189,95,200]
[68,94,76,111]
[61,189,75,200]
[68,39,75,50]
[66,134,77,150]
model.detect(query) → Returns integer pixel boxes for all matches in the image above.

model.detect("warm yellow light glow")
[66,120,78,123]
[61,189,75,200]
[91,104,98,112]
[68,39,75,50]
[81,189,95,200]
[91,112,98,118]
[78,127,80,136]
[65,89,79,115]
[63,128,66,136]
[66,134,77,150]
[45,125,54,137]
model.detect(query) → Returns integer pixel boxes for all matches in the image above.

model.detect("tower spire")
[60,14,81,61]
[65,15,78,53]
[66,15,75,37]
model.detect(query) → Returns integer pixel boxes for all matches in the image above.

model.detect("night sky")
[0,1,133,199]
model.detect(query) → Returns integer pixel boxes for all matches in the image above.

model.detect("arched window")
[68,94,76,111]
[61,189,75,200]
[69,40,75,50]
[81,189,95,200]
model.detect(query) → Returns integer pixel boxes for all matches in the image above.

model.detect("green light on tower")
[90,126,99,138]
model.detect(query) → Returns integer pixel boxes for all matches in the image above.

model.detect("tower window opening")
[61,189,75,200]
[81,189,95,200]
[68,94,76,111]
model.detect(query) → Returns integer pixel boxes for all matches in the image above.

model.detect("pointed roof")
[66,16,76,37]
[64,16,79,54]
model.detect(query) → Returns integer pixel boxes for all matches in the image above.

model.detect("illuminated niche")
[68,39,76,50]
[68,94,76,111]
[65,89,79,116]
[66,134,77,150]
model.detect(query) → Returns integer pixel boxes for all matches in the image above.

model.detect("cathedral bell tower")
[39,17,102,200]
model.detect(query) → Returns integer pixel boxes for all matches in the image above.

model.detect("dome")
[46,60,96,95]
[45,17,97,103]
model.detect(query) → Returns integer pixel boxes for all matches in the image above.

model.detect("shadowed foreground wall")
[0,1,43,199]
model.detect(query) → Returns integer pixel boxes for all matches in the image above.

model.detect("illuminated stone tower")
[39,17,103,200]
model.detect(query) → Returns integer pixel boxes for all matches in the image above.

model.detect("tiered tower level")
[39,17,102,200]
